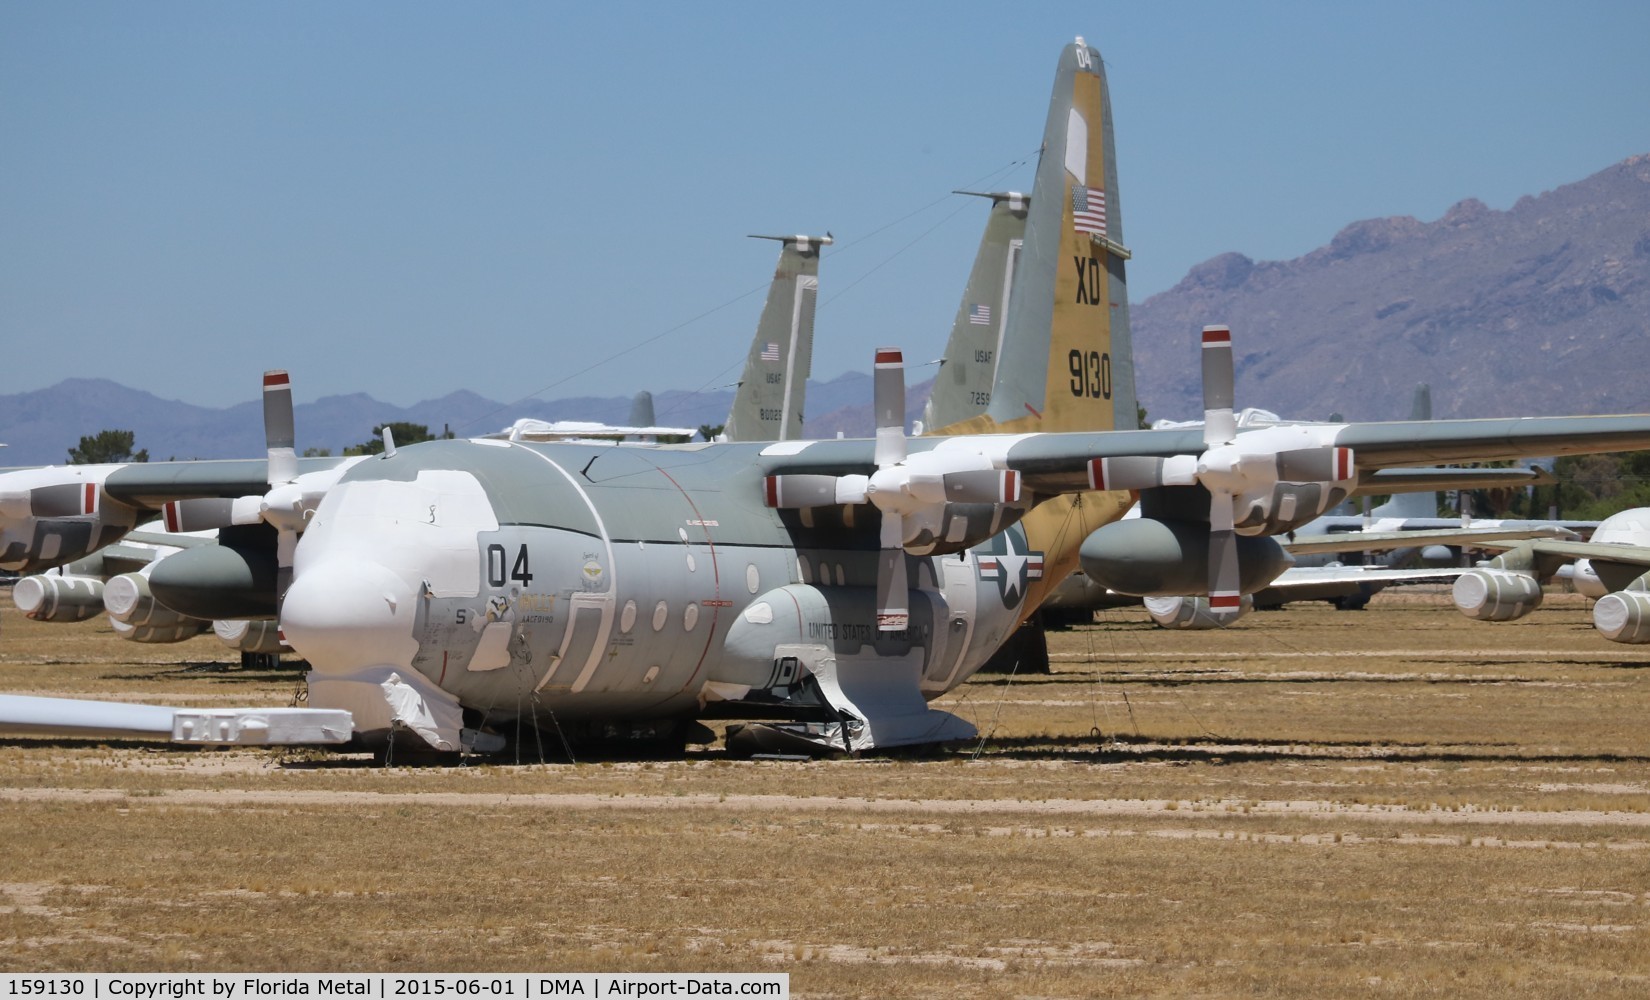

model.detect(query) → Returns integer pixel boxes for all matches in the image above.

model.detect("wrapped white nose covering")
[306,666,466,752]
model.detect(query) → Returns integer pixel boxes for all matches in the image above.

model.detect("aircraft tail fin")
[628,391,657,429]
[923,191,1029,433]
[1409,383,1432,422]
[936,38,1136,437]
[1372,384,1438,519]
[723,233,830,442]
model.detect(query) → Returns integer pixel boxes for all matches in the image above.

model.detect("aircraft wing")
[1283,525,1576,557]
[1513,540,1650,569]
[92,457,350,510]
[895,415,1650,495]
[1331,417,1650,467]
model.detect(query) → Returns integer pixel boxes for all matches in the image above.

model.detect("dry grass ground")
[3,584,1650,997]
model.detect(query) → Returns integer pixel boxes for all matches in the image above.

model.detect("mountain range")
[1132,153,1650,423]
[3,153,1646,466]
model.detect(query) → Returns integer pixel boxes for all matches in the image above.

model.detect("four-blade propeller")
[763,348,1021,630]
[160,371,316,606]
[1084,326,1353,616]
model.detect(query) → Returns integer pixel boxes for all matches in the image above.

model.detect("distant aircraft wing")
[493,418,697,441]
[1352,465,1553,496]
[1283,525,1576,557]
[1514,540,1650,569]
[1266,565,1467,588]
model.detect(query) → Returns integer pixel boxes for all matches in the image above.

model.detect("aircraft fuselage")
[280,438,1036,731]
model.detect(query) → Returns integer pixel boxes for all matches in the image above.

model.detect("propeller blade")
[263,370,298,486]
[872,348,907,469]
[161,498,237,533]
[876,511,909,631]
[1275,446,1354,483]
[1207,490,1242,615]
[1200,325,1236,447]
[940,469,1021,504]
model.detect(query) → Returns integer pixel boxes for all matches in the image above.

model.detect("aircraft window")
[642,665,660,685]
[798,554,811,584]
[834,564,846,586]
[683,603,699,632]
[746,564,760,593]
[620,600,637,633]
[652,601,668,631]
[686,553,698,573]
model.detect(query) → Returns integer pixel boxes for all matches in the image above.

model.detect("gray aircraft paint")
[723,234,828,442]
[924,192,1027,433]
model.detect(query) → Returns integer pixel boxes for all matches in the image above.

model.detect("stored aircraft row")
[5,38,1650,755]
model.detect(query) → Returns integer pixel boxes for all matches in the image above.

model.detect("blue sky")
[4,1,1647,415]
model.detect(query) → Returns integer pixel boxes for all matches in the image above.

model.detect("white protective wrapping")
[306,666,465,751]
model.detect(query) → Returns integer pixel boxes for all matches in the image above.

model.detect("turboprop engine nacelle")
[1453,569,1543,621]
[11,572,105,623]
[1143,594,1254,630]
[1078,518,1292,597]
[903,502,1026,556]
[214,619,287,655]
[104,572,210,639]
[146,528,279,621]
[1593,577,1650,644]
[0,468,140,572]
[1234,479,1351,536]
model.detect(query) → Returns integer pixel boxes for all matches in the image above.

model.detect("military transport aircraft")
[5,227,826,666]
[5,38,1650,756]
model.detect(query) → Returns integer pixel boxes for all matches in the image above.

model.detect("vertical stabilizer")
[942,38,1134,437]
[628,391,657,429]
[1372,384,1438,519]
[723,233,830,441]
[938,39,1139,620]
[923,191,1029,433]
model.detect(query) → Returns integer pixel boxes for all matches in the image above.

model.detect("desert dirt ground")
[3,584,1650,998]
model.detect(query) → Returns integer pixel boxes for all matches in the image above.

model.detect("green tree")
[1552,450,1650,520]
[342,422,454,457]
[67,429,148,464]
[697,423,725,442]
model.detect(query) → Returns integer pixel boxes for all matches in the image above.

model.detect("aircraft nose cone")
[280,559,419,673]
